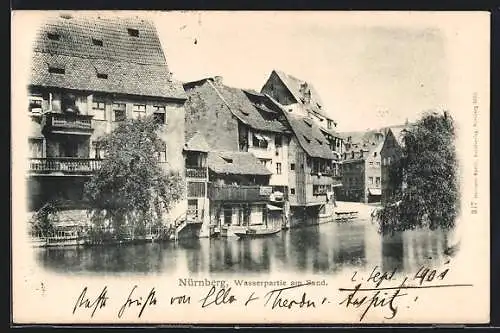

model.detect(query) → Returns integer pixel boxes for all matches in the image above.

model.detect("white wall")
[247,129,289,186]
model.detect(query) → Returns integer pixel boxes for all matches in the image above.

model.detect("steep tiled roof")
[184,78,287,133]
[208,151,272,176]
[388,126,408,147]
[30,14,186,99]
[269,100,334,160]
[273,70,329,119]
[320,127,343,140]
[185,131,211,152]
[216,84,287,133]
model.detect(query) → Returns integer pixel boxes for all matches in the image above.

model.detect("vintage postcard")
[11,11,490,324]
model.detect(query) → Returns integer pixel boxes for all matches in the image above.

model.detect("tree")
[84,116,184,240]
[375,111,459,235]
[30,202,59,237]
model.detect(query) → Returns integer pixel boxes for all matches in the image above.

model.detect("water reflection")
[35,219,449,275]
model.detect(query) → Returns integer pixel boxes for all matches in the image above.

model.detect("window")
[92,99,106,120]
[29,95,43,113]
[376,162,381,167]
[133,104,146,119]
[188,182,205,197]
[290,188,295,195]
[48,66,65,74]
[187,199,198,215]
[327,119,333,129]
[153,105,166,124]
[92,141,105,159]
[275,135,282,148]
[113,103,126,122]
[373,152,377,157]
[369,161,373,166]
[156,142,167,163]
[313,185,328,196]
[127,28,139,37]
[60,140,78,157]
[28,138,43,158]
[290,163,295,171]
[92,38,103,46]
[276,163,282,175]
[252,134,269,149]
[47,32,60,41]
[97,73,108,79]
[376,177,381,186]
[388,157,391,165]
[369,177,373,185]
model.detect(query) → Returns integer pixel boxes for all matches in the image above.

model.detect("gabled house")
[27,14,187,211]
[380,125,407,204]
[267,97,340,227]
[183,76,291,195]
[261,70,344,183]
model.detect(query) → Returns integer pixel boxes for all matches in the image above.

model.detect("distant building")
[341,139,384,203]
[26,14,187,212]
[380,126,407,204]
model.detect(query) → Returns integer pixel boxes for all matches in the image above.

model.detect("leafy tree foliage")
[30,202,59,236]
[375,111,459,235]
[84,116,184,240]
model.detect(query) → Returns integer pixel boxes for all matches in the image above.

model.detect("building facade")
[339,128,386,203]
[260,69,344,185]
[206,151,282,237]
[27,15,187,220]
[380,126,407,204]
[183,77,289,234]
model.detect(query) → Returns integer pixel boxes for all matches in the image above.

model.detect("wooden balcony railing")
[208,184,271,202]
[28,158,102,174]
[185,166,207,178]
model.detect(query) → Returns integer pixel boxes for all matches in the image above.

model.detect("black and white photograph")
[11,11,490,324]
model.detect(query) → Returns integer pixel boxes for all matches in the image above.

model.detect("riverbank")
[335,201,381,220]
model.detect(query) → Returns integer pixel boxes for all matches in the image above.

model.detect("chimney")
[213,76,223,85]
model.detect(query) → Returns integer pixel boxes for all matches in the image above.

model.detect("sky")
[152,11,451,132]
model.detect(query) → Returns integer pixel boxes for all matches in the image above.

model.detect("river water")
[35,217,450,276]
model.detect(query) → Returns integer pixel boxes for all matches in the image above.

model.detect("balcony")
[208,184,271,202]
[42,112,94,136]
[185,166,207,179]
[28,157,102,176]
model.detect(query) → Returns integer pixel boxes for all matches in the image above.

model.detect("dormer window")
[303,118,312,127]
[327,119,333,129]
[222,157,233,163]
[48,66,65,74]
[97,73,108,79]
[316,138,323,145]
[127,28,139,37]
[47,32,60,41]
[303,135,311,143]
[92,38,103,46]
